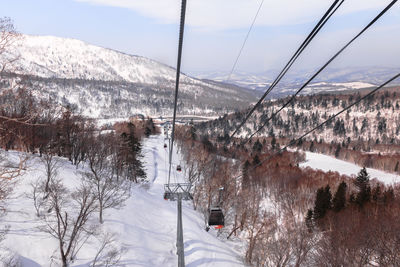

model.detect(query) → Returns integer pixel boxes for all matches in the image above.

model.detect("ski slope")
[300,151,400,185]
[0,134,244,266]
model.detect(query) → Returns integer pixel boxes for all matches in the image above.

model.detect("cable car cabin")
[164,192,171,200]
[177,165,182,172]
[164,143,167,148]
[208,207,224,228]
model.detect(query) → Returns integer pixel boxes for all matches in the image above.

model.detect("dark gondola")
[208,207,224,229]
[177,165,182,172]
[164,143,167,148]
[164,192,172,200]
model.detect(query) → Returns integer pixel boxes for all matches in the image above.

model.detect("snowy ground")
[300,151,400,185]
[0,134,244,266]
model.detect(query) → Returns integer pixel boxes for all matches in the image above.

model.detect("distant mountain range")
[0,35,258,118]
[191,66,399,98]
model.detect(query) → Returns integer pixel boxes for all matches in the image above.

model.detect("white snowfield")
[300,151,400,185]
[0,134,244,267]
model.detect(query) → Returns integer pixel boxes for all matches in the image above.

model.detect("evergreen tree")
[189,125,197,140]
[334,144,341,158]
[252,154,260,166]
[305,209,314,232]
[252,140,263,152]
[372,184,381,202]
[242,160,250,187]
[395,161,399,173]
[120,123,146,182]
[332,181,347,212]
[309,141,315,152]
[313,185,332,220]
[271,136,276,150]
[354,167,371,206]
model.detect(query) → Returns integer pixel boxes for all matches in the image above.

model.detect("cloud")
[74,0,397,30]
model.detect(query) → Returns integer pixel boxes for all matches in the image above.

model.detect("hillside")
[0,133,244,266]
[198,86,400,144]
[196,86,400,174]
[0,35,257,118]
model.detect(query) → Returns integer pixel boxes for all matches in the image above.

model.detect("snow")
[331,82,375,89]
[0,134,244,266]
[300,151,400,185]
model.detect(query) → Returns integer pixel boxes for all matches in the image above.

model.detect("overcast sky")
[1,0,399,75]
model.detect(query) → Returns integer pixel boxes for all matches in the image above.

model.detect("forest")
[175,124,400,266]
[197,88,400,175]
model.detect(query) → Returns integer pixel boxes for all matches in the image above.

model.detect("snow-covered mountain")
[10,35,195,84]
[192,67,399,98]
[1,35,257,118]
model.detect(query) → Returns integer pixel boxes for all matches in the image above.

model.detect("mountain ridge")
[1,34,258,118]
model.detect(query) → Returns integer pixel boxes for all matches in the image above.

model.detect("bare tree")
[0,17,21,74]
[40,150,60,193]
[29,179,45,217]
[42,151,58,179]
[40,178,98,267]
[91,232,126,267]
[84,134,131,224]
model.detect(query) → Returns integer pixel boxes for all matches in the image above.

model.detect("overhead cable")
[229,0,344,141]
[243,0,398,144]
[225,0,265,84]
[235,72,400,180]
[168,0,187,185]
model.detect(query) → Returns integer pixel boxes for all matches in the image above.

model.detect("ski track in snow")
[151,146,158,183]
[0,134,244,267]
[300,151,400,185]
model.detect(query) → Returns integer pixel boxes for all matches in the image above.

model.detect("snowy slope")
[300,151,400,185]
[1,34,257,117]
[7,34,254,94]
[0,134,244,266]
[9,35,185,84]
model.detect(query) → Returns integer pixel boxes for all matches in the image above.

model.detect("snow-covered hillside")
[9,35,187,84]
[300,151,400,185]
[0,134,244,266]
[1,35,257,118]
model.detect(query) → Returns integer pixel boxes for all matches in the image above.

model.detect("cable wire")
[235,72,400,180]
[225,0,265,84]
[168,0,187,185]
[243,0,398,144]
[229,0,344,141]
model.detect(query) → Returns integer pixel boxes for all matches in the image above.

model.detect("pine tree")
[334,144,341,158]
[252,140,263,152]
[119,123,146,182]
[252,154,260,166]
[305,209,314,232]
[372,184,381,202]
[313,185,332,220]
[354,167,371,206]
[271,136,276,150]
[332,181,347,212]
[242,160,250,187]
[309,141,315,152]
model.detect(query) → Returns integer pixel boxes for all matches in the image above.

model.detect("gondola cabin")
[208,207,224,229]
[164,143,167,148]
[177,165,182,172]
[164,192,171,200]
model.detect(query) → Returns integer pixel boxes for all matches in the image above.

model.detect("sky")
[1,0,399,75]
